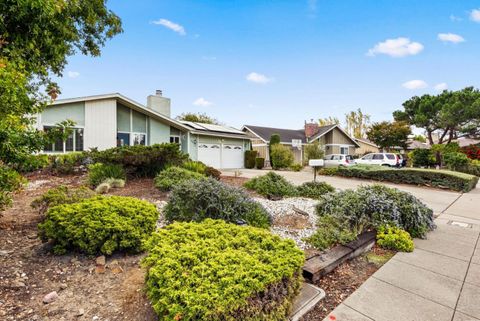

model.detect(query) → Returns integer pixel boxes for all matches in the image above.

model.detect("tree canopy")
[0,0,122,165]
[394,87,480,144]
[367,121,411,151]
[345,108,371,139]
[176,112,220,125]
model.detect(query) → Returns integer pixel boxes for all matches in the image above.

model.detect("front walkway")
[223,168,480,321]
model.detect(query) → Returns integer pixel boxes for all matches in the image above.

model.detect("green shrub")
[31,185,96,215]
[444,152,470,171]
[244,172,297,199]
[182,160,207,174]
[255,157,265,169]
[245,150,258,169]
[0,166,25,212]
[91,144,188,177]
[269,134,281,168]
[289,163,303,172]
[50,152,87,174]
[270,144,294,169]
[143,219,304,321]
[95,182,111,194]
[204,166,221,180]
[165,178,271,228]
[315,184,435,239]
[88,163,126,187]
[296,181,335,199]
[304,141,325,165]
[15,154,50,173]
[320,165,478,192]
[305,215,357,250]
[411,149,435,167]
[154,166,205,191]
[376,225,414,252]
[38,196,158,255]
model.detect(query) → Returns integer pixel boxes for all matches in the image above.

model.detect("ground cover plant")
[143,219,305,321]
[296,181,335,199]
[90,143,188,177]
[165,178,271,228]
[376,225,414,252]
[87,163,126,187]
[0,165,25,212]
[38,196,158,255]
[244,172,297,199]
[154,166,205,191]
[31,185,96,215]
[182,160,207,174]
[49,152,88,174]
[320,165,478,192]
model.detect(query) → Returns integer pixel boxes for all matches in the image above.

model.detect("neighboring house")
[242,122,360,164]
[36,91,250,169]
[354,138,380,155]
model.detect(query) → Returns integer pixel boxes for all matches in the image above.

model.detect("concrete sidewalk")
[223,169,480,321]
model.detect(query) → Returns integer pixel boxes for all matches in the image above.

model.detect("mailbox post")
[308,159,324,182]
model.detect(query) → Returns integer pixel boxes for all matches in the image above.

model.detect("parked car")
[324,154,355,167]
[355,153,401,167]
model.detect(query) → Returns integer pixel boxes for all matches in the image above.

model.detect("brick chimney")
[304,119,320,138]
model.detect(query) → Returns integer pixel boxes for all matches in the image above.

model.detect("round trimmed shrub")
[243,172,297,199]
[154,166,205,191]
[165,178,271,228]
[38,196,158,255]
[204,166,221,180]
[315,184,435,238]
[143,219,305,321]
[296,181,335,199]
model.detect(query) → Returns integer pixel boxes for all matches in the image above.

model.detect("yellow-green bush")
[31,185,96,215]
[376,225,414,252]
[38,196,158,255]
[154,166,205,191]
[143,219,305,321]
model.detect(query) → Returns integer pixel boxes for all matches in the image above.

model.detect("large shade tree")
[0,0,122,165]
[394,87,480,145]
[366,121,411,151]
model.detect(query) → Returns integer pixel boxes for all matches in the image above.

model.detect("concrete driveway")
[223,168,480,321]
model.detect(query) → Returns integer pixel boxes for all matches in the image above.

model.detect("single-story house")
[242,122,360,164]
[354,138,380,155]
[36,91,250,169]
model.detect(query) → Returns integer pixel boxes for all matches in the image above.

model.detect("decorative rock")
[76,308,85,317]
[59,283,68,290]
[95,265,106,274]
[95,256,106,266]
[109,260,123,274]
[42,291,59,304]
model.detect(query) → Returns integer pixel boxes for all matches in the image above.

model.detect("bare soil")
[0,172,392,321]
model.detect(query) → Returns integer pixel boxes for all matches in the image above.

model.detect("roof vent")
[155,89,163,96]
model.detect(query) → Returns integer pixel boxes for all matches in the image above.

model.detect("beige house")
[242,122,360,165]
[354,138,381,156]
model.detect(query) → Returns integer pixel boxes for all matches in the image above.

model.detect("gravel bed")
[254,197,319,249]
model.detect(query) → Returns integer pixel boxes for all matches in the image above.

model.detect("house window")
[340,147,349,155]
[117,133,130,146]
[170,136,180,144]
[133,133,146,146]
[43,126,84,153]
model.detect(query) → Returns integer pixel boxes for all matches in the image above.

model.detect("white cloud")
[193,97,212,107]
[152,19,186,35]
[67,71,80,78]
[402,80,428,90]
[246,72,273,84]
[434,83,448,91]
[470,9,480,22]
[438,33,465,43]
[367,37,424,58]
[450,14,462,22]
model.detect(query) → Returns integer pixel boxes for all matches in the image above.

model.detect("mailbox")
[308,159,324,167]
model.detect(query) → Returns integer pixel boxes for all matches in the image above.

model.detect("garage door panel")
[198,144,221,168]
[222,144,243,169]
[197,143,244,169]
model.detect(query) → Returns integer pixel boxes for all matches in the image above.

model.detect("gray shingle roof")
[243,125,307,143]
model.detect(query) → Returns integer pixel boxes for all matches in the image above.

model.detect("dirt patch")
[299,246,395,321]
[0,173,162,321]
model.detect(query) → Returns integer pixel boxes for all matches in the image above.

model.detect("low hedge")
[154,166,205,191]
[38,196,158,255]
[165,178,271,228]
[143,219,304,321]
[319,165,478,192]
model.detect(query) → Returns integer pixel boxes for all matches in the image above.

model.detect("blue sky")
[57,0,480,129]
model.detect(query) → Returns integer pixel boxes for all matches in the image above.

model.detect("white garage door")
[198,144,221,168]
[222,144,244,169]
[197,143,244,169]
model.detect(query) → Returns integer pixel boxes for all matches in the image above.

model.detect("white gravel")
[254,197,319,249]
